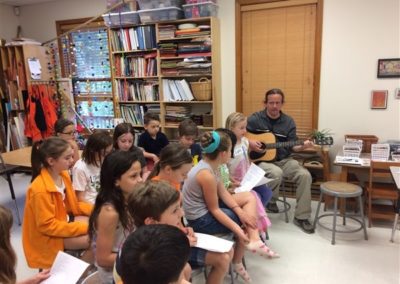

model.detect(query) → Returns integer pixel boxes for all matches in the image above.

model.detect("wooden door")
[237,0,322,137]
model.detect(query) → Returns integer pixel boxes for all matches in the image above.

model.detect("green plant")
[309,128,333,140]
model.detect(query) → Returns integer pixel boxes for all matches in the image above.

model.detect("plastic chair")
[81,271,100,284]
[0,152,21,225]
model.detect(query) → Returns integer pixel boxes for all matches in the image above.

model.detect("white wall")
[0,4,20,42]
[8,0,400,147]
[18,0,107,42]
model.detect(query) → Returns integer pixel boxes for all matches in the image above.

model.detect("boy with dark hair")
[118,224,190,284]
[138,113,169,160]
[178,119,202,164]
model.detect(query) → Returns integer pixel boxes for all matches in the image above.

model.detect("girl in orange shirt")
[22,137,93,269]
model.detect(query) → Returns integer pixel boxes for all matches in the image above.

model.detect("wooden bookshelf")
[108,17,221,139]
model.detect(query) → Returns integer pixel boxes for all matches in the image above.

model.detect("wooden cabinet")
[108,17,221,139]
[0,44,55,149]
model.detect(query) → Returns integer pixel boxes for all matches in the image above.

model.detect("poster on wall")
[371,90,388,109]
[377,58,400,78]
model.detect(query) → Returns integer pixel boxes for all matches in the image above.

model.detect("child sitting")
[73,131,113,204]
[0,205,50,283]
[182,130,279,283]
[147,143,232,284]
[54,118,80,166]
[88,149,144,283]
[23,137,93,269]
[137,113,169,164]
[113,122,149,178]
[178,119,202,165]
[117,224,190,284]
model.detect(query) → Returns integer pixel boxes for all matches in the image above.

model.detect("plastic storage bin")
[182,2,218,18]
[137,0,183,10]
[185,0,217,3]
[102,11,140,27]
[344,134,379,153]
[138,7,183,23]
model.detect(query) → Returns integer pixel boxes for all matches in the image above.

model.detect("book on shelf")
[116,80,159,102]
[110,26,157,52]
[162,79,194,102]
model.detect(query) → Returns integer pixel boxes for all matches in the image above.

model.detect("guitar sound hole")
[260,143,267,151]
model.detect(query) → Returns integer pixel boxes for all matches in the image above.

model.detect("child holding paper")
[127,180,233,284]
[225,112,273,207]
[182,131,279,283]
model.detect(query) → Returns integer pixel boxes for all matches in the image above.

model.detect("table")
[2,146,32,168]
[2,146,82,169]
[390,166,400,242]
[334,153,371,183]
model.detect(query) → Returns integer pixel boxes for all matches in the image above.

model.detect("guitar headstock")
[313,136,334,146]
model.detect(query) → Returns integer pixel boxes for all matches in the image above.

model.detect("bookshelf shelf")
[119,100,161,104]
[108,17,220,139]
[112,48,158,54]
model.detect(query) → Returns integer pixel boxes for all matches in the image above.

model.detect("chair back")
[369,160,400,187]
[81,271,100,284]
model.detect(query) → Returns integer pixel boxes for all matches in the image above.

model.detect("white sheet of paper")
[194,233,234,253]
[41,251,89,284]
[234,163,273,193]
[28,58,42,79]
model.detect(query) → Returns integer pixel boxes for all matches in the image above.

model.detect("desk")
[2,147,82,169]
[390,166,400,189]
[334,153,371,183]
[390,166,400,242]
[2,146,32,168]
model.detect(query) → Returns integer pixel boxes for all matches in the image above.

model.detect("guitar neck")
[265,140,304,149]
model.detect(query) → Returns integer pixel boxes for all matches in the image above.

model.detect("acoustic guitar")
[245,132,334,162]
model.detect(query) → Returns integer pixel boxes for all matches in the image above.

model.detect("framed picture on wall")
[395,88,400,99]
[371,90,388,109]
[377,58,400,78]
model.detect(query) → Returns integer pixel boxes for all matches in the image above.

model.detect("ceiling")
[0,0,63,6]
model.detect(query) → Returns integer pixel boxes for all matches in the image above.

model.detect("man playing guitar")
[247,88,315,234]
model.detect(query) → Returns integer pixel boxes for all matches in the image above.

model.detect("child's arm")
[71,165,89,203]
[197,170,249,244]
[181,226,197,247]
[95,204,120,268]
[31,192,88,237]
[17,269,50,284]
[142,150,159,163]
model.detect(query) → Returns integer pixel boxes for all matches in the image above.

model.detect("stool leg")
[313,193,323,229]
[282,186,289,223]
[342,198,346,226]
[391,213,399,243]
[358,196,368,241]
[332,196,338,245]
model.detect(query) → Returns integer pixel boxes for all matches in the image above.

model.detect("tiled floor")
[1,173,399,284]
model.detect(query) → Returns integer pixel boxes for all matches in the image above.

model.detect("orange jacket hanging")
[24,84,58,141]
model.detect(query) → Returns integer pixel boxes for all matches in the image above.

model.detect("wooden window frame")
[235,0,324,132]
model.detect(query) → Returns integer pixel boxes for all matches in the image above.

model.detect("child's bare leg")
[205,250,232,284]
[233,193,279,259]
[183,263,192,282]
[63,216,93,263]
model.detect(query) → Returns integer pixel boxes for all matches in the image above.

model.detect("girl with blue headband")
[182,130,278,283]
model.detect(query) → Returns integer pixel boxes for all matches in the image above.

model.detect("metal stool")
[313,181,368,245]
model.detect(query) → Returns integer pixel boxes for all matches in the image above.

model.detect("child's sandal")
[234,262,252,283]
[246,240,280,259]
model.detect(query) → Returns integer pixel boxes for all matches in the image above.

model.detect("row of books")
[162,79,194,102]
[120,104,160,126]
[109,26,157,52]
[114,53,157,77]
[115,80,159,102]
